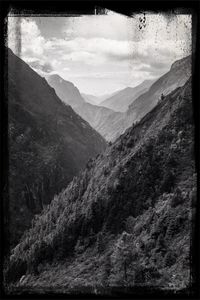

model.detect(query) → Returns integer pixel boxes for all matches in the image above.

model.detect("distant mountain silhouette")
[81,93,101,105]
[7,48,106,247]
[100,80,155,112]
[47,74,121,141]
[82,91,119,105]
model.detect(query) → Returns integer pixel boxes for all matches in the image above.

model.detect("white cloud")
[64,12,133,41]
[7,12,192,95]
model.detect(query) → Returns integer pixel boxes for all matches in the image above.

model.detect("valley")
[5,72,196,294]
[4,11,196,296]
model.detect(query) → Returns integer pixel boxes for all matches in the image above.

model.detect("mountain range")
[6,76,195,293]
[127,55,192,123]
[7,48,106,247]
[46,74,121,141]
[46,55,191,142]
[101,55,192,141]
[81,91,118,105]
[100,80,155,112]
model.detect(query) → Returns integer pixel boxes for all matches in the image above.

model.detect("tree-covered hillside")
[5,78,196,295]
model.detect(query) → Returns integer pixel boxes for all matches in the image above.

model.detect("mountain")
[102,55,192,142]
[46,56,191,144]
[6,77,196,294]
[100,80,155,112]
[7,48,106,247]
[82,91,119,105]
[81,93,101,105]
[46,74,85,108]
[81,93,98,105]
[74,102,118,134]
[46,75,121,141]
[127,55,192,122]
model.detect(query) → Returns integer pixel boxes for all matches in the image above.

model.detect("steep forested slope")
[100,80,154,112]
[5,78,196,295]
[7,48,106,247]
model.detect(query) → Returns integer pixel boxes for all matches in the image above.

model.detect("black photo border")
[0,1,199,300]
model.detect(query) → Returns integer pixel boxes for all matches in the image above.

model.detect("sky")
[7,10,192,96]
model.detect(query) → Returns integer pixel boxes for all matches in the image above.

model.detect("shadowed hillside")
[7,48,106,247]
[5,77,196,295]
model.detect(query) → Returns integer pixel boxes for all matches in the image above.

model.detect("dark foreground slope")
[5,78,196,294]
[7,49,106,247]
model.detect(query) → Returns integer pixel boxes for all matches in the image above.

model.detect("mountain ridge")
[7,48,106,247]
[6,77,195,294]
[46,74,121,141]
[101,55,192,141]
[100,80,155,113]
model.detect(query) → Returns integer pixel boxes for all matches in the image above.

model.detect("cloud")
[63,12,133,41]
[8,17,46,60]
[7,12,192,95]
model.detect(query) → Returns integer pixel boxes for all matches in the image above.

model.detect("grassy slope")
[5,78,196,294]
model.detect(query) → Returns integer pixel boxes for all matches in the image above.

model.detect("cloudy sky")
[8,10,191,96]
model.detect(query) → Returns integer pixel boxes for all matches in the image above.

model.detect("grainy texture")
[5,77,195,294]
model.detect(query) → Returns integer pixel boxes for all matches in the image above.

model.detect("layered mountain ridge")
[100,80,154,113]
[6,77,195,294]
[46,74,121,141]
[81,91,118,105]
[46,56,191,143]
[127,55,192,121]
[102,55,192,141]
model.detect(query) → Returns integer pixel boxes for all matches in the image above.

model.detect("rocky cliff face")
[6,78,196,294]
[7,48,106,247]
